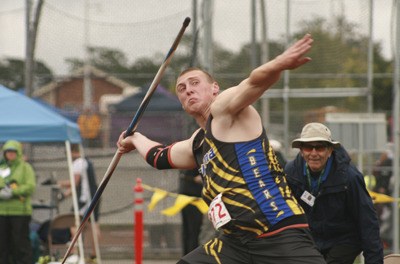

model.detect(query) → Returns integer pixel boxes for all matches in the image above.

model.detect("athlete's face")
[176,70,219,115]
[300,141,333,172]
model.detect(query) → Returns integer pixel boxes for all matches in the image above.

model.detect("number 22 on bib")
[208,193,232,230]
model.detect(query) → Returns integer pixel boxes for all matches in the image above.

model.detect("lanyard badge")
[301,190,315,207]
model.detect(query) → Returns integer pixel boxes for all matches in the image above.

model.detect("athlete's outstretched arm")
[213,34,313,116]
[117,130,198,170]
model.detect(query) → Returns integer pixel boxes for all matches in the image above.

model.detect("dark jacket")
[285,146,383,264]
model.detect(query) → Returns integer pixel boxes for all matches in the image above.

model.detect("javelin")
[61,17,191,264]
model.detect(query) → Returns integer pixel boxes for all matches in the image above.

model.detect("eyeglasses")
[301,144,328,153]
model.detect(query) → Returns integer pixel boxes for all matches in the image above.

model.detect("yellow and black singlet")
[193,117,307,243]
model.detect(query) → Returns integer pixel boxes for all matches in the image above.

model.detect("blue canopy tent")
[17,88,80,123]
[0,85,81,143]
[0,85,98,260]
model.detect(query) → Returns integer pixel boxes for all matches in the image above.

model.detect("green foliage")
[288,16,392,113]
[67,14,392,115]
[0,58,24,90]
[65,46,132,79]
[0,16,392,114]
[0,58,53,91]
[371,44,393,112]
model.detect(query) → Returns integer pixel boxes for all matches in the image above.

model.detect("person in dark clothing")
[179,169,203,255]
[58,144,100,222]
[373,143,393,196]
[57,144,100,260]
[372,143,394,248]
[284,122,383,264]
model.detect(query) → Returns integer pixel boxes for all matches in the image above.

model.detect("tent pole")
[65,141,85,262]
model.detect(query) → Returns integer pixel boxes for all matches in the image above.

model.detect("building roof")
[32,65,136,97]
[109,85,182,112]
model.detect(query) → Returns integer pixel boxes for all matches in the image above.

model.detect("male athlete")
[118,34,325,264]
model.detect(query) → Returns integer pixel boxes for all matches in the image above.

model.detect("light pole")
[24,0,44,98]
[392,0,400,254]
[83,0,92,111]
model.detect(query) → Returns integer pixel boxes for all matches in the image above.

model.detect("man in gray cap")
[284,122,383,264]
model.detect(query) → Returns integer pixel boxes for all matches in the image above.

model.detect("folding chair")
[47,213,89,260]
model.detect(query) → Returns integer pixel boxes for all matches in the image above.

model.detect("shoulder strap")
[192,129,205,167]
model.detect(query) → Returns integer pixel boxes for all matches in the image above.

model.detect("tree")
[287,16,392,112]
[65,46,130,74]
[64,34,196,91]
[371,43,392,112]
[55,16,391,114]
[0,58,24,90]
[0,58,53,91]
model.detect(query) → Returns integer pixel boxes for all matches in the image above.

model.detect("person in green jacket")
[0,140,36,264]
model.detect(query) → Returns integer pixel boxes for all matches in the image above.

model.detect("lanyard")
[304,156,333,195]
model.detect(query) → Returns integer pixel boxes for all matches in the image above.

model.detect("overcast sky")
[0,0,395,75]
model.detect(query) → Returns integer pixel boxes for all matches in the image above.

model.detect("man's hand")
[244,33,314,97]
[117,131,137,154]
[275,33,313,71]
[0,186,12,200]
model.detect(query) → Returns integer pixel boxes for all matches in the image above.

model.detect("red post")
[134,178,144,264]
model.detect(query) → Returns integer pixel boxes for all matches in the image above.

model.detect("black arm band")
[145,144,175,170]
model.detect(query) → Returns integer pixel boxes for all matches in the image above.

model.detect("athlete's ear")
[212,82,220,95]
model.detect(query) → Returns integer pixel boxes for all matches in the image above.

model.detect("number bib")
[208,193,232,230]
